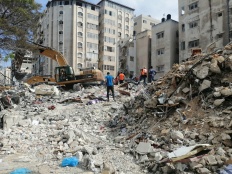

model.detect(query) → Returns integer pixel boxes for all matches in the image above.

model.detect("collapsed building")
[1,43,232,173]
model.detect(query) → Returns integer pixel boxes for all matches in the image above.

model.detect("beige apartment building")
[178,0,232,62]
[97,0,134,77]
[34,0,100,76]
[151,15,179,80]
[133,15,160,76]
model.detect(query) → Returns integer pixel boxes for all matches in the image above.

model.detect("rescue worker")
[119,72,125,84]
[149,66,156,82]
[105,72,115,101]
[141,67,147,85]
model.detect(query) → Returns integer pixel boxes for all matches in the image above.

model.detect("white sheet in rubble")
[168,144,211,159]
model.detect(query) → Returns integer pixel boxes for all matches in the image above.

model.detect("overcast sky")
[35,0,179,21]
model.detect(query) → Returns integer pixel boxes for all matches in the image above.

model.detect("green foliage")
[0,0,42,52]
[3,52,15,62]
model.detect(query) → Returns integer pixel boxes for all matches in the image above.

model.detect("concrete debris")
[1,43,232,173]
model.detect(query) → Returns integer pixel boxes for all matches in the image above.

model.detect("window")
[181,42,185,50]
[59,1,63,5]
[157,32,164,39]
[182,24,185,32]
[109,11,112,16]
[118,15,122,19]
[104,46,114,52]
[126,25,129,30]
[78,32,83,37]
[87,32,98,39]
[118,23,122,28]
[77,63,82,68]
[64,1,69,5]
[78,42,83,48]
[188,39,199,48]
[78,53,82,58]
[103,65,114,71]
[189,2,198,10]
[59,41,63,44]
[76,2,82,6]
[150,22,154,26]
[143,20,147,23]
[126,34,129,38]
[217,33,223,39]
[59,20,63,24]
[87,42,98,50]
[157,65,164,72]
[91,6,95,11]
[78,22,83,27]
[125,17,129,22]
[189,21,198,28]
[134,22,137,26]
[59,31,63,34]
[157,48,164,55]
[218,12,223,17]
[78,12,83,17]
[59,11,63,14]
[130,56,134,61]
[181,7,185,15]
[118,32,121,37]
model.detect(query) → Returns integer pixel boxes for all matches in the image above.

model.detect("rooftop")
[97,0,135,11]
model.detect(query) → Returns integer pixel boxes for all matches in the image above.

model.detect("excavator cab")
[55,66,75,82]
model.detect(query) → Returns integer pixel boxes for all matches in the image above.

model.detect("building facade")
[178,0,232,62]
[97,0,134,77]
[0,68,11,85]
[151,15,179,79]
[34,0,100,76]
[133,15,160,76]
[34,0,134,78]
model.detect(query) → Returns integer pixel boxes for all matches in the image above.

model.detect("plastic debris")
[61,157,79,167]
[10,168,31,174]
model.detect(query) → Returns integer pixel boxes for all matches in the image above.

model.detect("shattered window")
[188,39,199,48]
[182,24,185,32]
[181,7,185,15]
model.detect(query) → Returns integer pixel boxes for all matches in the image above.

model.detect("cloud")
[35,0,179,21]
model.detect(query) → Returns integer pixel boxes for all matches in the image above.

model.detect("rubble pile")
[0,84,146,174]
[108,44,232,173]
[1,44,232,174]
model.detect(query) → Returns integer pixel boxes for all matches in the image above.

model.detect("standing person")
[141,67,147,85]
[105,72,115,101]
[149,66,156,82]
[119,72,125,84]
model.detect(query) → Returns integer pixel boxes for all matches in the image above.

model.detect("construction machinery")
[25,44,104,87]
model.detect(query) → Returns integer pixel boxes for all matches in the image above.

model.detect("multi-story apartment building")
[33,0,134,78]
[97,0,134,77]
[134,15,160,76]
[178,0,232,62]
[151,15,179,80]
[34,0,100,76]
[0,68,11,85]
[134,14,160,35]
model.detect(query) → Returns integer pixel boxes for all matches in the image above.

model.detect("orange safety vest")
[119,73,125,80]
[141,68,147,75]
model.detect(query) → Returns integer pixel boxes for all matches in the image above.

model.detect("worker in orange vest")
[141,67,147,85]
[119,72,125,84]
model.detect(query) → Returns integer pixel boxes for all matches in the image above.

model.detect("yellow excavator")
[25,44,104,87]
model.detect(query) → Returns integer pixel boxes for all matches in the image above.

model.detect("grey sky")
[35,0,179,21]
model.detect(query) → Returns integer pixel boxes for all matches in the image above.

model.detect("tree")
[0,0,42,55]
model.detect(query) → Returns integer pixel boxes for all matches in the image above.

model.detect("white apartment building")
[34,0,134,78]
[0,68,11,85]
[178,0,232,62]
[34,0,100,76]
[134,14,160,35]
[151,15,179,79]
[134,15,160,76]
[97,0,134,77]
